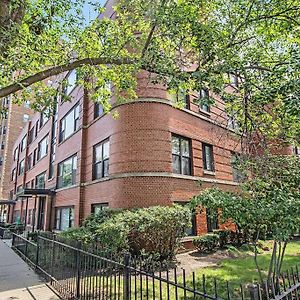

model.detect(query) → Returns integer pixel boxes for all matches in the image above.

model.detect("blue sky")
[82,0,107,24]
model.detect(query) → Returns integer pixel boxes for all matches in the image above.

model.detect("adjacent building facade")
[0,97,33,222]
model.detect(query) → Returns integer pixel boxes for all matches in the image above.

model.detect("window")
[93,140,110,180]
[2,126,6,135]
[16,185,23,193]
[171,89,190,109]
[11,168,16,181]
[23,114,30,123]
[1,142,4,150]
[24,100,31,109]
[198,89,210,113]
[35,172,46,189]
[37,136,48,161]
[55,207,75,231]
[13,147,19,161]
[94,83,112,118]
[57,155,77,188]
[94,102,104,119]
[172,135,192,175]
[21,135,27,151]
[207,208,219,232]
[231,153,245,182]
[202,143,214,172]
[35,121,39,137]
[0,157,3,166]
[33,149,37,166]
[19,159,25,175]
[229,73,238,87]
[91,203,109,214]
[228,115,239,130]
[28,127,34,144]
[39,111,49,128]
[65,70,77,95]
[27,153,33,170]
[59,104,80,142]
[49,143,56,179]
[293,146,299,156]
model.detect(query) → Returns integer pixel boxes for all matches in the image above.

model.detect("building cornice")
[82,172,239,187]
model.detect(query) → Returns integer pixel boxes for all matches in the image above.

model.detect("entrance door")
[37,197,46,230]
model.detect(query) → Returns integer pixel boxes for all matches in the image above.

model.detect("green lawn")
[83,240,299,300]
[186,240,300,299]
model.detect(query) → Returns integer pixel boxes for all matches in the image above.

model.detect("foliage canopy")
[0,0,300,146]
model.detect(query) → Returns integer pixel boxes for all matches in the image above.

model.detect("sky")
[82,0,107,24]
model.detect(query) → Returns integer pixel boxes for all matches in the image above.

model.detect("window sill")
[55,184,79,192]
[199,109,211,117]
[57,128,81,146]
[36,154,48,163]
[203,170,216,176]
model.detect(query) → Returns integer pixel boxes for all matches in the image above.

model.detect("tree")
[190,155,300,286]
[0,0,299,146]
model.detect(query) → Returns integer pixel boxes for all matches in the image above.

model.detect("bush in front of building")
[61,205,191,261]
[193,233,220,253]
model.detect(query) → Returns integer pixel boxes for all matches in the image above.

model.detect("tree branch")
[0,57,136,98]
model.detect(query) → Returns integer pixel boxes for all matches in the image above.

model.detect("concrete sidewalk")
[0,240,59,299]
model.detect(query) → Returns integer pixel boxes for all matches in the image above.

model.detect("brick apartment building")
[0,97,33,222]
[7,65,245,236]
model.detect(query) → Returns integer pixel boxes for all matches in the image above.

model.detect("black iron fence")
[0,224,25,239]
[12,233,300,300]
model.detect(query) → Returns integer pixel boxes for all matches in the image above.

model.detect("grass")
[186,240,300,298]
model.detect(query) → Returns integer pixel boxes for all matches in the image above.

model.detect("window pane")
[200,89,208,98]
[66,70,77,95]
[204,145,214,171]
[60,208,70,231]
[72,156,77,170]
[103,160,109,177]
[182,157,191,175]
[201,104,210,112]
[103,141,109,159]
[172,155,181,174]
[95,162,102,179]
[64,112,75,139]
[172,136,180,155]
[181,139,190,157]
[95,145,102,163]
[56,210,60,229]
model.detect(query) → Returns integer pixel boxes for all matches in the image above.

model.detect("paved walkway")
[0,239,59,299]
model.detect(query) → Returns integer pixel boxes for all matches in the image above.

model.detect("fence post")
[123,253,131,300]
[35,235,40,271]
[50,234,56,284]
[249,284,260,300]
[75,242,81,299]
[25,238,28,258]
[12,233,15,247]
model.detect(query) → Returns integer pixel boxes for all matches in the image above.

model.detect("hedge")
[61,205,191,261]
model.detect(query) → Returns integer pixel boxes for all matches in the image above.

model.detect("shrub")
[214,230,231,247]
[124,205,191,260]
[193,234,220,253]
[61,205,191,261]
